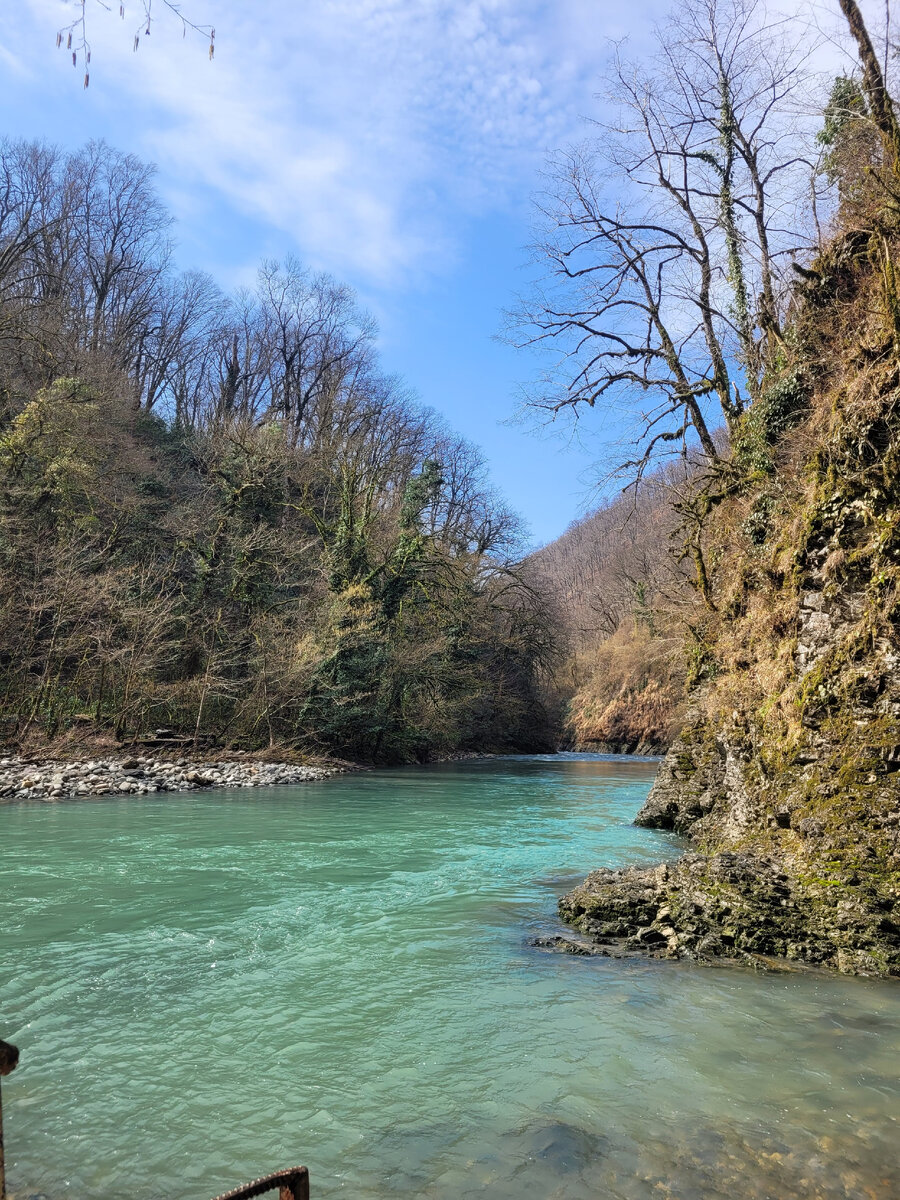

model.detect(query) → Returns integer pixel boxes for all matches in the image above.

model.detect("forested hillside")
[0,139,557,761]
[532,472,688,753]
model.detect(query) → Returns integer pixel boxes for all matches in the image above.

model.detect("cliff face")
[560,228,900,978]
[568,702,900,975]
[562,681,900,976]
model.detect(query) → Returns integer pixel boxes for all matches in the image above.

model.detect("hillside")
[0,139,556,763]
[531,471,690,753]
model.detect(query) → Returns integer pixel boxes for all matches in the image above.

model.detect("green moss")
[674,752,697,776]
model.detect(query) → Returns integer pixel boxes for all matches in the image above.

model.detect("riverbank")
[566,740,668,757]
[0,752,349,801]
[0,744,554,803]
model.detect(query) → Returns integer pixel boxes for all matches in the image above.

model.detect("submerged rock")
[530,934,611,956]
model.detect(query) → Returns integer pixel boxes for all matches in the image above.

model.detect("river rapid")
[1,754,898,1200]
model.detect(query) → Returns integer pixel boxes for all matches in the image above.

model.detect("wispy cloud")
[16,0,660,284]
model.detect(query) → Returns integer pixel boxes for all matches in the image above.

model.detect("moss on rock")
[561,212,900,978]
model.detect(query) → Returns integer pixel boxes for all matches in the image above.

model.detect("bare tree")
[66,141,173,366]
[513,0,818,480]
[257,259,377,440]
[133,269,224,414]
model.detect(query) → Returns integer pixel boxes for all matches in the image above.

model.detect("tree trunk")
[838,0,900,172]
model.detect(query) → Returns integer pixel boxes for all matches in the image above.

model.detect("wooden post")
[0,1040,20,1200]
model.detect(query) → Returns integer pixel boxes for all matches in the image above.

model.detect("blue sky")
[0,0,826,546]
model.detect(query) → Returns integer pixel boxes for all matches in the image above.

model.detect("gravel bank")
[0,754,338,801]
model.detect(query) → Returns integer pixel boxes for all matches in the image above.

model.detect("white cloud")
[15,0,666,285]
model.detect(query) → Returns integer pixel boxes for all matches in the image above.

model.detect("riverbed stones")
[0,755,335,801]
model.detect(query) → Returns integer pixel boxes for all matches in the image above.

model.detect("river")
[1,754,898,1199]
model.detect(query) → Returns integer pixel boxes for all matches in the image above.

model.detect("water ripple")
[2,757,898,1200]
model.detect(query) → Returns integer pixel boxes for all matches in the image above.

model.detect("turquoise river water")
[1,755,898,1200]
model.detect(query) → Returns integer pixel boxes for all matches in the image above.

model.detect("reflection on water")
[1,756,898,1200]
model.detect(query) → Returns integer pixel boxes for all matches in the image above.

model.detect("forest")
[2,0,897,776]
[0,139,558,761]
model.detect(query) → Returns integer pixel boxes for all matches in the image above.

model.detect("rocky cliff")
[559,226,900,978]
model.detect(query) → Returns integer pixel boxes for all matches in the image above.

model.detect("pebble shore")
[0,754,336,801]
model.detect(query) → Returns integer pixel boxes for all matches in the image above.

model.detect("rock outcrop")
[561,657,900,977]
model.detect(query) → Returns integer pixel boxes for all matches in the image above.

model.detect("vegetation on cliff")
[0,140,557,761]
[514,0,820,758]
[545,0,900,975]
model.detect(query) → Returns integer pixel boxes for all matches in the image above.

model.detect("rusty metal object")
[210,1166,309,1200]
[0,1043,307,1200]
[0,1044,16,1078]
[0,1039,19,1200]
